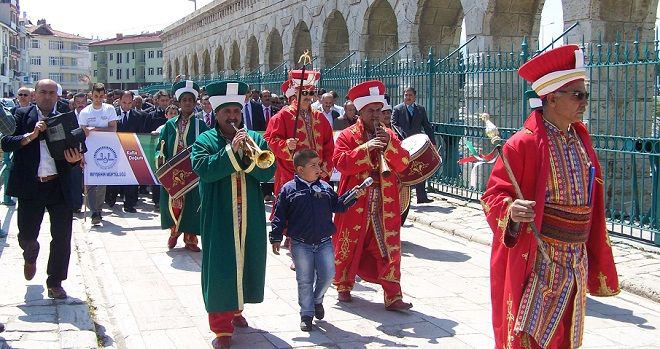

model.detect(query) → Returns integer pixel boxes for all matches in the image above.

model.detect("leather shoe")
[314,303,325,320]
[417,198,433,204]
[0,322,5,333]
[47,286,68,299]
[167,236,178,249]
[124,206,137,213]
[231,314,248,328]
[24,262,36,280]
[185,244,201,252]
[337,291,352,302]
[300,315,313,332]
[386,299,413,311]
[211,336,232,349]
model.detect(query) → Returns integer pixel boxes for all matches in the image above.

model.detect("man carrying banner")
[157,80,209,252]
[332,80,413,311]
[264,70,334,197]
[191,81,275,349]
[481,45,619,349]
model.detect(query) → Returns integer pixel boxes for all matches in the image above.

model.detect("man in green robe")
[191,80,275,349]
[157,80,209,252]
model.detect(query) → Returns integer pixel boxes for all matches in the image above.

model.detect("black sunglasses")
[300,90,317,96]
[554,90,589,101]
[18,93,29,97]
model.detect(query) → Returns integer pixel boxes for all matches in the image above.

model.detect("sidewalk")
[406,191,660,303]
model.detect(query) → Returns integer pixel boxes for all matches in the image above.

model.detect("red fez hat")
[348,80,386,111]
[288,70,321,89]
[518,44,586,97]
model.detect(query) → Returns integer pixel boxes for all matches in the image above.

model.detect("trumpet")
[231,123,275,169]
[373,120,391,176]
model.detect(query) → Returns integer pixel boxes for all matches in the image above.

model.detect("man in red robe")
[264,70,334,196]
[332,80,413,311]
[482,45,619,349]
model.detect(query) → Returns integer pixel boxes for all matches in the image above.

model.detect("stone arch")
[363,0,399,60]
[246,35,259,72]
[215,46,224,73]
[266,28,284,71]
[481,0,544,49]
[594,0,658,42]
[416,0,463,57]
[202,49,211,77]
[230,41,241,71]
[174,58,180,77]
[191,52,199,78]
[322,10,350,66]
[291,21,312,66]
[182,55,189,77]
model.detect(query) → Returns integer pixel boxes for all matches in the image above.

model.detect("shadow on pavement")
[410,205,455,214]
[165,249,202,272]
[317,321,411,348]
[401,241,471,263]
[88,220,127,236]
[586,297,656,330]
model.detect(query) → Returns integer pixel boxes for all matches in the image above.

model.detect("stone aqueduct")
[161,0,659,80]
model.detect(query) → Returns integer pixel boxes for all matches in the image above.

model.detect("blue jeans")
[290,239,335,317]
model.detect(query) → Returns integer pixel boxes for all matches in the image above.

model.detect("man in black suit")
[142,90,170,211]
[196,95,215,128]
[242,98,267,131]
[391,86,435,204]
[1,79,84,299]
[105,91,145,212]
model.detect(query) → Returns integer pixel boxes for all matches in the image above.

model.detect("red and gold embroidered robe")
[332,120,411,305]
[481,110,619,349]
[264,103,334,195]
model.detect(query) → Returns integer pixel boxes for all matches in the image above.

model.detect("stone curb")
[407,193,660,304]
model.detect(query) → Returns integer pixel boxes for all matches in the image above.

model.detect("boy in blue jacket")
[270,149,363,331]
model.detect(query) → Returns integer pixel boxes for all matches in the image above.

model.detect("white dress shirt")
[36,107,58,177]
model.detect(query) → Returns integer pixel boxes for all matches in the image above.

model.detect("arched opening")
[174,58,180,77]
[246,36,259,72]
[215,46,224,73]
[417,0,463,57]
[191,52,199,78]
[167,60,172,80]
[322,10,350,66]
[266,29,284,71]
[202,49,211,77]
[364,0,399,60]
[487,0,544,49]
[291,21,312,66]
[182,56,189,77]
[230,41,241,71]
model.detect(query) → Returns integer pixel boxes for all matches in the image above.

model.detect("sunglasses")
[554,90,589,101]
[18,93,30,97]
[300,90,317,96]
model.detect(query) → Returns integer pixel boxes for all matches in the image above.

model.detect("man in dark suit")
[196,95,216,128]
[142,90,170,211]
[242,98,267,131]
[105,91,145,212]
[391,86,435,204]
[1,79,84,299]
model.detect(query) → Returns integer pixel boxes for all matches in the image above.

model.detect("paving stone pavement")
[1,192,660,348]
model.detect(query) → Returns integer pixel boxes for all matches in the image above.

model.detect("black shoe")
[314,303,325,320]
[0,322,5,332]
[124,206,137,213]
[300,316,313,332]
[417,198,433,204]
[47,286,68,299]
[91,213,102,225]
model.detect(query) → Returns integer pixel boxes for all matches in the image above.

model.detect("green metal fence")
[141,35,660,245]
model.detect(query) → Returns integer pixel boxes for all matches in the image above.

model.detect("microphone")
[343,177,374,204]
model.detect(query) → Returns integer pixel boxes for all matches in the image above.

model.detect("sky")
[18,0,216,40]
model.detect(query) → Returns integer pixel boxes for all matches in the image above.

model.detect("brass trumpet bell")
[231,123,275,169]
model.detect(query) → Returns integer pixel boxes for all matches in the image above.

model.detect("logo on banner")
[94,146,118,170]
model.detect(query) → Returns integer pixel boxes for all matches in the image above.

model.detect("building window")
[131,68,135,76]
[93,54,97,61]
[116,69,122,80]
[93,70,98,77]
[132,52,135,60]
[30,56,41,65]
[148,51,155,59]
[49,73,62,82]
[49,40,64,50]
[30,72,41,81]
[157,50,163,58]
[126,68,130,78]
[110,53,114,61]
[71,58,77,67]
[157,67,163,75]
[30,39,40,49]
[72,42,81,50]
[109,69,113,77]
[117,53,123,64]
[49,56,64,66]
[148,68,154,76]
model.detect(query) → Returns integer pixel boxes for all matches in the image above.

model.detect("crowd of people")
[0,44,621,349]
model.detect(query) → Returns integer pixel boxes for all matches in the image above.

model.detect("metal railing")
[140,34,660,244]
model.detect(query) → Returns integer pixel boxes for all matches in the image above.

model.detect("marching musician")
[332,80,413,311]
[157,80,209,252]
[264,70,334,198]
[481,45,619,348]
[191,81,275,349]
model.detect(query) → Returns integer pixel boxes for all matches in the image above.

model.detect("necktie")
[264,107,270,123]
[245,104,252,129]
[205,113,211,127]
[407,104,414,125]
[123,111,128,124]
